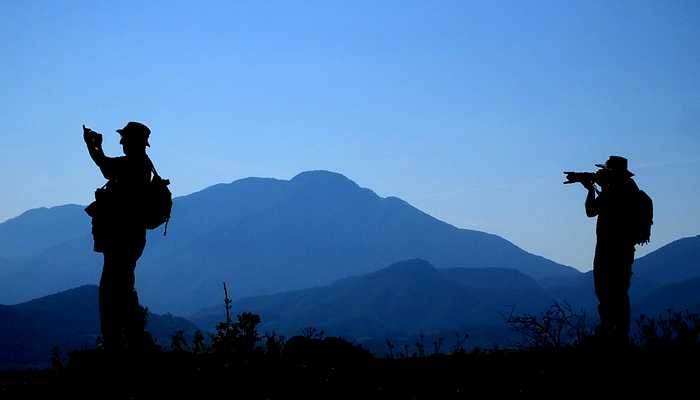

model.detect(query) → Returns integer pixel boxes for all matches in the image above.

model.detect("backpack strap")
[146,155,160,180]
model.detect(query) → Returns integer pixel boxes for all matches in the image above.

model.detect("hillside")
[0,170,578,314]
[635,277,700,315]
[540,236,700,317]
[191,259,554,345]
[633,235,700,285]
[0,285,197,369]
[0,205,89,261]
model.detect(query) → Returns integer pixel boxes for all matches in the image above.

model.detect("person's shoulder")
[622,178,639,194]
[628,178,639,190]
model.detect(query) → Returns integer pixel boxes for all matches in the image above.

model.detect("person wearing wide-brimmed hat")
[581,155,639,345]
[83,121,157,351]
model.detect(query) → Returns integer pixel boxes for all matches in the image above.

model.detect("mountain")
[191,259,554,345]
[0,204,89,260]
[0,171,578,314]
[540,236,700,304]
[0,257,11,272]
[0,235,102,305]
[635,277,700,316]
[540,236,700,318]
[0,285,197,369]
[633,235,700,285]
[544,271,660,312]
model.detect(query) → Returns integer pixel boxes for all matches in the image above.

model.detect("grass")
[1,308,698,399]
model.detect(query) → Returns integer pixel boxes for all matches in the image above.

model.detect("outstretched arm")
[83,125,115,179]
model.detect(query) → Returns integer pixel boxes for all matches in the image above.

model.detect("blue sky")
[1,0,698,270]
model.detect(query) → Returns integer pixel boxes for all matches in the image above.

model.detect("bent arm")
[585,187,599,217]
[85,141,116,180]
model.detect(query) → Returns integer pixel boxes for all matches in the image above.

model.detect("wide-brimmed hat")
[595,155,634,177]
[116,121,150,146]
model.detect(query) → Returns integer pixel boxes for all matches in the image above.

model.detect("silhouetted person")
[83,122,155,351]
[582,156,640,345]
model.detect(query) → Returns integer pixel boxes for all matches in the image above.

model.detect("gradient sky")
[1,0,698,270]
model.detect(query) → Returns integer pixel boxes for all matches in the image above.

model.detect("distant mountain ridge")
[633,235,700,285]
[0,170,580,313]
[0,204,89,260]
[190,253,700,347]
[635,277,700,315]
[0,285,196,369]
[2,235,699,366]
[531,235,700,328]
[191,259,554,342]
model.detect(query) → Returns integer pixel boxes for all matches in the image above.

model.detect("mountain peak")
[290,170,359,188]
[1,204,84,225]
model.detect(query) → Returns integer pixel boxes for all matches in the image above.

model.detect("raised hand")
[83,124,103,147]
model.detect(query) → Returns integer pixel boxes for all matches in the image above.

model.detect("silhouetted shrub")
[263,331,285,358]
[50,346,64,371]
[635,309,700,348]
[170,330,188,352]
[192,330,207,354]
[451,332,470,355]
[385,339,396,359]
[300,326,325,339]
[507,302,591,348]
[432,336,444,355]
[415,333,426,358]
[283,335,372,364]
[211,312,262,356]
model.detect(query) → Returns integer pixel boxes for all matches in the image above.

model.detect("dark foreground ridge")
[1,309,698,398]
[0,340,696,398]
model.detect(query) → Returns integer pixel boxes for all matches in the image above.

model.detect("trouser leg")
[593,266,613,337]
[610,265,632,342]
[100,253,130,350]
[593,242,634,344]
[99,239,146,351]
[123,241,146,349]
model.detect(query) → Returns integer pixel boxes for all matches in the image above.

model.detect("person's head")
[117,122,150,157]
[595,156,634,189]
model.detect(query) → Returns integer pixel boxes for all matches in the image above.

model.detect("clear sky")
[1,0,698,270]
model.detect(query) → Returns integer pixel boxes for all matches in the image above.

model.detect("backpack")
[632,189,653,246]
[145,157,173,235]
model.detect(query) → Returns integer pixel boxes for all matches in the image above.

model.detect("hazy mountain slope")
[137,171,578,313]
[633,235,700,285]
[544,271,659,312]
[634,277,700,315]
[0,170,579,313]
[191,259,554,340]
[0,257,12,277]
[440,267,552,312]
[0,236,101,303]
[0,285,197,369]
[0,205,88,261]
[540,236,700,311]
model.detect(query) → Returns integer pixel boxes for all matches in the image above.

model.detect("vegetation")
[0,305,698,398]
[506,301,591,348]
[635,309,700,347]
